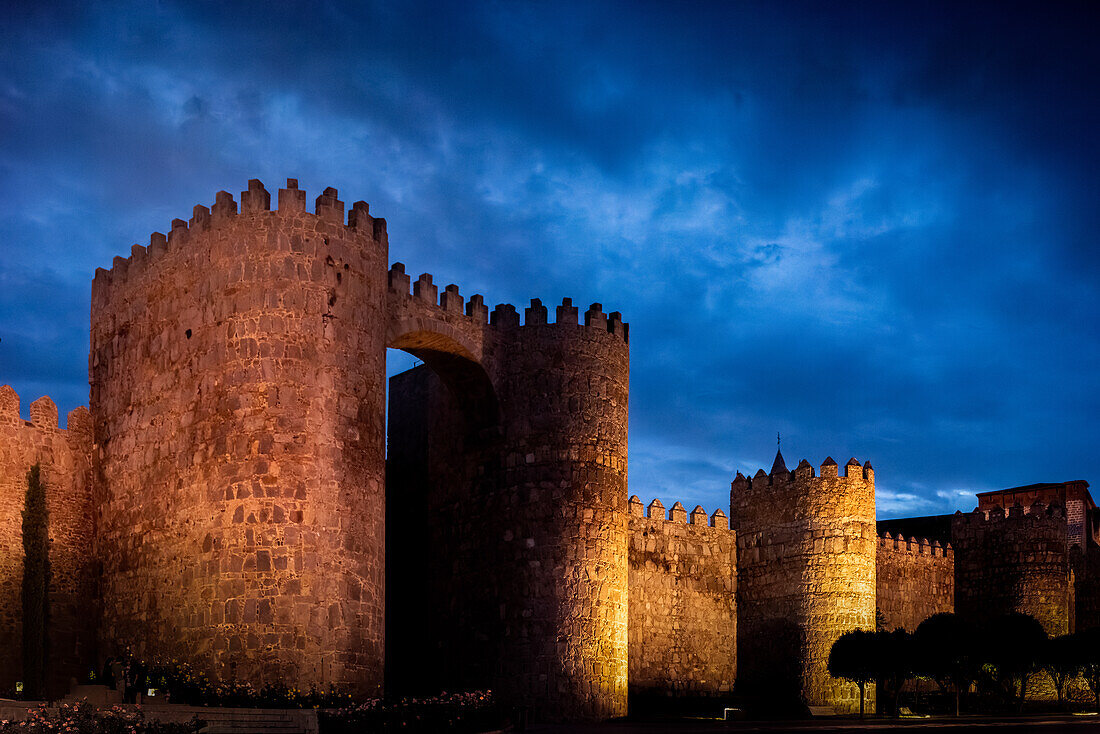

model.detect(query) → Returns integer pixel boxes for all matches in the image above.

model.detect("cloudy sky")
[1,1,1097,518]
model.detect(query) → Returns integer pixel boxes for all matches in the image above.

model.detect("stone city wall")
[627,496,735,700]
[90,180,389,695]
[730,457,876,714]
[0,387,95,696]
[875,533,954,632]
[952,503,1071,636]
[384,276,632,721]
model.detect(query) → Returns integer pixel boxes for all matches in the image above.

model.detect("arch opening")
[384,327,503,697]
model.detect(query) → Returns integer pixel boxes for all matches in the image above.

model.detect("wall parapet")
[388,262,628,344]
[629,495,730,529]
[92,178,388,301]
[877,531,953,558]
[953,501,1066,526]
[0,386,88,431]
[732,456,874,492]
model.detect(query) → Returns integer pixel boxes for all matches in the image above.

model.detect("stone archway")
[384,318,503,696]
[386,317,500,438]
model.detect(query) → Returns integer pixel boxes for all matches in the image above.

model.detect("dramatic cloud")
[2,1,1097,518]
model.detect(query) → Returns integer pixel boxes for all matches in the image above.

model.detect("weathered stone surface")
[875,534,953,632]
[730,456,876,714]
[628,499,735,699]
[90,182,388,695]
[385,290,630,721]
[952,503,1071,636]
[8,175,1096,722]
[0,387,95,696]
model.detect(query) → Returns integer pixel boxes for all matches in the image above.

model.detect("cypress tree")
[21,463,50,699]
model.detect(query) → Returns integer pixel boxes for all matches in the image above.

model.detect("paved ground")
[528,714,1100,733]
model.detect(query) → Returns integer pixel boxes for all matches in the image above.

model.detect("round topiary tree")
[828,629,878,718]
[913,613,977,716]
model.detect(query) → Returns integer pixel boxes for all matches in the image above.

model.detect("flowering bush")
[120,656,352,708]
[321,690,500,733]
[0,701,198,733]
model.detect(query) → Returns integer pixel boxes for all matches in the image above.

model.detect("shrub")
[0,701,199,733]
[321,690,500,733]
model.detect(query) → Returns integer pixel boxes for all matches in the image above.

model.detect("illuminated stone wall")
[875,533,954,632]
[384,292,631,722]
[90,180,389,695]
[952,503,1071,636]
[730,456,876,714]
[0,387,95,696]
[627,496,735,700]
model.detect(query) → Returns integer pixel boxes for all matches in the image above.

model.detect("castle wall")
[384,287,631,722]
[479,313,630,721]
[0,387,95,696]
[875,533,954,632]
[90,181,389,694]
[952,503,1071,636]
[627,497,735,700]
[730,458,876,714]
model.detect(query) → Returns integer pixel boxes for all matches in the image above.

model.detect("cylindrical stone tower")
[90,179,389,694]
[730,453,876,714]
[486,300,630,721]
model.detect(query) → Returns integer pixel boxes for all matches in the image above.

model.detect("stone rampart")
[90,180,389,695]
[384,286,630,721]
[730,456,876,714]
[0,387,95,696]
[875,532,954,632]
[627,496,735,700]
[952,503,1071,636]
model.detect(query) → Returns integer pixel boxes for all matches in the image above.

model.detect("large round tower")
[487,301,630,721]
[383,291,630,721]
[730,452,876,713]
[91,179,389,694]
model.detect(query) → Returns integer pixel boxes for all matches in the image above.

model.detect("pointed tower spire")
[771,432,788,476]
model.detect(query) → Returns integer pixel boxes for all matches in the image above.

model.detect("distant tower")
[730,451,877,713]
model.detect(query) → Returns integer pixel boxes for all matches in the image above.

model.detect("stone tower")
[385,288,630,721]
[730,453,876,713]
[952,502,1071,636]
[89,179,630,720]
[91,180,389,694]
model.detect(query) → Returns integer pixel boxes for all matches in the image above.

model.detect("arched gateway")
[89,179,630,722]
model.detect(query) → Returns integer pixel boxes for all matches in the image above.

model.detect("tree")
[1044,633,1080,708]
[913,613,977,716]
[1078,627,1100,712]
[875,629,913,717]
[828,629,877,718]
[21,464,50,699]
[983,613,1048,712]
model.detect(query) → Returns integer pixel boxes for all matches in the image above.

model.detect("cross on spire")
[771,432,788,476]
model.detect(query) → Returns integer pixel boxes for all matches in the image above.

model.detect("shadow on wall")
[737,618,805,717]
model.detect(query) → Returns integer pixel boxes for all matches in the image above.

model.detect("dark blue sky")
[2,1,1097,518]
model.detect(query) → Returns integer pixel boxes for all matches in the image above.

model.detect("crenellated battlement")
[628,495,729,529]
[732,455,874,494]
[0,385,89,432]
[877,531,953,558]
[953,501,1067,526]
[92,178,388,298]
[387,262,628,342]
